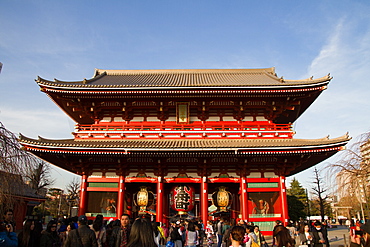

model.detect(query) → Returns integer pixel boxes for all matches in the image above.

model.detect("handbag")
[252,241,260,247]
[166,240,175,247]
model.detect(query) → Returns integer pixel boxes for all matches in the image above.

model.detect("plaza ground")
[201,224,351,247]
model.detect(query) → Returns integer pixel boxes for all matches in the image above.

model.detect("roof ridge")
[94,68,275,76]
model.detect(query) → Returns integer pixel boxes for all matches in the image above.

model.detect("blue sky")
[1,1,369,192]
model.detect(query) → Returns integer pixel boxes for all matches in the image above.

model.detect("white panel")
[146,117,160,121]
[243,116,254,121]
[264,172,278,178]
[91,172,103,177]
[101,117,111,122]
[106,172,118,178]
[113,117,125,122]
[255,116,268,121]
[223,116,236,121]
[131,117,144,121]
[208,117,220,121]
[247,172,262,178]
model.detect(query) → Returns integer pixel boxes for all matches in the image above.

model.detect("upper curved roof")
[36,67,332,89]
[19,133,350,151]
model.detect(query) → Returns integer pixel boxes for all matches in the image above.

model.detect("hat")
[176,221,180,225]
[78,215,87,222]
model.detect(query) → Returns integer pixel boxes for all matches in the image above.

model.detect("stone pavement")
[192,225,351,247]
[327,225,351,247]
[264,225,350,247]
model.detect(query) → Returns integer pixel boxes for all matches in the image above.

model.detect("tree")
[24,161,54,195]
[65,177,80,217]
[287,178,307,203]
[329,132,370,219]
[287,195,306,221]
[287,178,307,221]
[311,167,329,222]
[0,122,38,213]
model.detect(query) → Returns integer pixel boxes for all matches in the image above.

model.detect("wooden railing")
[75,121,292,132]
[73,121,294,139]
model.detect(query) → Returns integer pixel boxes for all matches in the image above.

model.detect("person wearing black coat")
[40,220,61,247]
[63,215,97,247]
[311,222,329,247]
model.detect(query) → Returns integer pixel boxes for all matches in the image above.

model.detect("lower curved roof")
[19,134,350,176]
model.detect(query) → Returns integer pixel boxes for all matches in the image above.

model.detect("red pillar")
[117,175,125,218]
[240,176,248,220]
[200,176,208,224]
[280,175,288,225]
[156,177,164,223]
[79,174,88,215]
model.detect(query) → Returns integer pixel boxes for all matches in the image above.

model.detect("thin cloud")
[0,108,73,139]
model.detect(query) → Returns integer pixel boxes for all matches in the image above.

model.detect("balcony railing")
[73,121,294,139]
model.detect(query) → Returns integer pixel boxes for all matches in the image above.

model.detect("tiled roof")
[0,171,46,200]
[36,68,332,89]
[19,134,350,151]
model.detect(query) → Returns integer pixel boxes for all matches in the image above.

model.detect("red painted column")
[116,175,125,218]
[79,174,88,215]
[156,176,164,223]
[200,176,208,224]
[280,176,288,225]
[240,176,248,221]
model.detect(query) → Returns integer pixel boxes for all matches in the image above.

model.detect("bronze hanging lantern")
[212,186,232,212]
[134,186,154,214]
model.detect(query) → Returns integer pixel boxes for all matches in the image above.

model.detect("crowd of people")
[1,209,369,247]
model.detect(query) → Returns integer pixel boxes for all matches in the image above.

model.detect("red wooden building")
[19,67,349,233]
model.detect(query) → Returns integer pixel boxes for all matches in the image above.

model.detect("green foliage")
[287,178,307,201]
[287,195,306,221]
[287,178,308,220]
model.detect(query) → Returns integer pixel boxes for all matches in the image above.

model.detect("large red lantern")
[170,185,195,214]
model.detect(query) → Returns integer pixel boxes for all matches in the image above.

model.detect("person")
[222,219,235,247]
[92,215,106,247]
[298,224,313,247]
[245,226,254,247]
[127,218,157,247]
[194,223,203,247]
[109,214,131,247]
[170,221,183,247]
[272,220,283,246]
[18,219,40,247]
[311,222,328,247]
[161,223,169,246]
[3,209,15,231]
[0,220,17,247]
[40,220,61,247]
[253,225,267,247]
[285,222,296,245]
[273,226,294,247]
[229,226,246,247]
[60,222,75,245]
[152,222,161,247]
[63,215,97,247]
[350,222,364,247]
[184,222,197,247]
[222,220,231,244]
[238,220,247,229]
[216,218,224,247]
[205,221,214,247]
